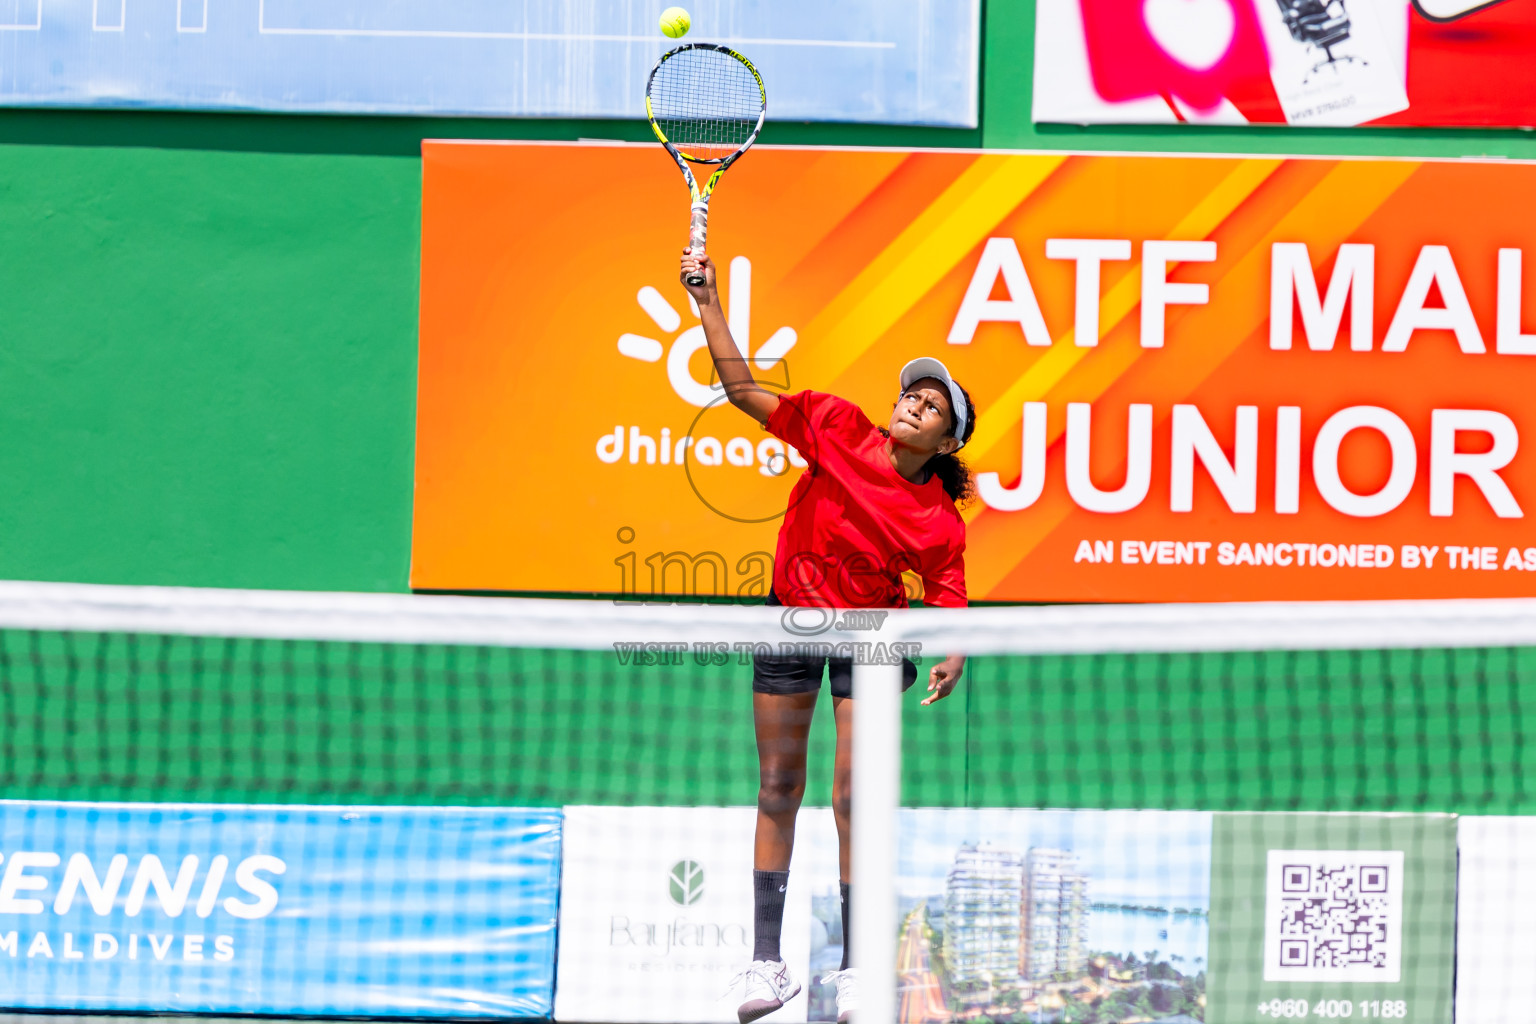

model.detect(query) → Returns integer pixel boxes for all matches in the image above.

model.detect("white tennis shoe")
[730,959,802,1024]
[820,967,860,1023]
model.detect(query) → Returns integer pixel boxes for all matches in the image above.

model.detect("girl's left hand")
[922,655,966,706]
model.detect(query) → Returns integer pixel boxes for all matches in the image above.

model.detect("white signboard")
[1455,816,1536,1024]
[555,806,839,1023]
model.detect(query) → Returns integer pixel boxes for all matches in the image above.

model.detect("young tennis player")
[679,249,972,1023]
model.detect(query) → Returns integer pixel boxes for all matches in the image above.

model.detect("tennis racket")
[645,43,766,286]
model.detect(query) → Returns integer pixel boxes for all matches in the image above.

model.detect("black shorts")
[752,592,919,699]
[752,651,919,698]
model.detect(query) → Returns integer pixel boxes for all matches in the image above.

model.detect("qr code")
[1262,850,1404,983]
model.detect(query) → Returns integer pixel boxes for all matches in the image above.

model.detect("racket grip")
[685,205,708,287]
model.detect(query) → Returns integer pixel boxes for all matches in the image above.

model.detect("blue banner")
[0,0,979,126]
[0,801,561,1017]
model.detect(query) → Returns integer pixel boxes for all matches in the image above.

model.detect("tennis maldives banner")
[414,142,1536,603]
[0,801,561,1016]
[1031,0,1536,128]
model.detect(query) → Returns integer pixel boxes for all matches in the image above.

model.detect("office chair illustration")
[1274,0,1360,77]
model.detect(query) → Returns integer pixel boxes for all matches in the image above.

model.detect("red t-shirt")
[764,390,967,609]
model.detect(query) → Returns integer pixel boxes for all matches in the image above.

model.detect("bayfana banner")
[0,801,561,1016]
[415,142,1536,603]
[554,807,1456,1023]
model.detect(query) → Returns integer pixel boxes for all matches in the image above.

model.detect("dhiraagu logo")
[599,255,808,484]
[668,860,705,907]
[616,255,796,408]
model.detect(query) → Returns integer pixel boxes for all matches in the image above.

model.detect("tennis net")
[0,581,1530,1022]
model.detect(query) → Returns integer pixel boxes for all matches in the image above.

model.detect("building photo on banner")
[1031,0,1536,127]
[414,142,1536,604]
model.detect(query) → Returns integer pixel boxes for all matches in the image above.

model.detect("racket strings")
[649,48,762,162]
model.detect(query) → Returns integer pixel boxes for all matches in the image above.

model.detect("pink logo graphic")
[1078,0,1283,118]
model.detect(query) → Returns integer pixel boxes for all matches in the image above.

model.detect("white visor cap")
[898,357,969,449]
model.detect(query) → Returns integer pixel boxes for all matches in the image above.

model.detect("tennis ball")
[659,6,691,38]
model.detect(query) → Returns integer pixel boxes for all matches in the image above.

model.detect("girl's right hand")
[680,248,717,304]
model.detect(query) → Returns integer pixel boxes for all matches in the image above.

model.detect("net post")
[851,658,902,1024]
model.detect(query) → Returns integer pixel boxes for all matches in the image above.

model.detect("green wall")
[3,0,1535,595]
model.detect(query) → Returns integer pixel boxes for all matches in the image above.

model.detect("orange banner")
[415,141,1536,602]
